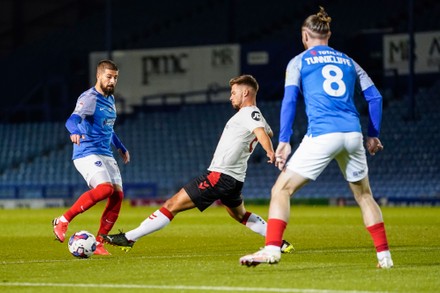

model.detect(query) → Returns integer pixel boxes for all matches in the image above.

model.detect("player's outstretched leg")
[232,209,295,254]
[101,231,135,252]
[281,240,295,254]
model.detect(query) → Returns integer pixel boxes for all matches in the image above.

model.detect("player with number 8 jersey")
[283,43,376,137]
[240,6,392,268]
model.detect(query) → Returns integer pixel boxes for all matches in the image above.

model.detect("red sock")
[265,218,287,247]
[159,206,174,221]
[97,190,124,237]
[64,184,114,222]
[367,222,389,252]
[240,211,252,225]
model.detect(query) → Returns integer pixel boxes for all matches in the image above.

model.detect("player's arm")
[363,85,384,155]
[66,95,96,145]
[65,114,84,145]
[112,132,130,164]
[253,127,275,164]
[265,123,274,138]
[354,60,384,156]
[276,85,299,170]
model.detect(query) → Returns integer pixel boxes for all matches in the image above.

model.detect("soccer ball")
[68,231,97,258]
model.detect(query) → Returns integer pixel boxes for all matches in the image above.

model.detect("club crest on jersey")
[94,161,103,167]
[251,111,261,121]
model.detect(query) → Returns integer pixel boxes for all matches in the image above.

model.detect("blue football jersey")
[281,45,379,141]
[70,87,117,160]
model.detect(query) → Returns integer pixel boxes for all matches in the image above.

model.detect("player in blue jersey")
[240,7,393,268]
[52,60,130,255]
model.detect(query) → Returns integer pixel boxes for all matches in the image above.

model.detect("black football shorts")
[183,171,244,211]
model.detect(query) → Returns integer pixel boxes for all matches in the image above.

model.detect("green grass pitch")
[0,202,439,292]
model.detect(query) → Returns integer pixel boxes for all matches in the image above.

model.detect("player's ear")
[302,31,308,42]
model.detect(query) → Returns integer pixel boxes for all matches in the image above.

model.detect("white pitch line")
[0,282,390,293]
[1,245,438,266]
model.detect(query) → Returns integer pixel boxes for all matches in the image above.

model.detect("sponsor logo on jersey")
[94,161,103,167]
[251,111,261,121]
[103,118,116,126]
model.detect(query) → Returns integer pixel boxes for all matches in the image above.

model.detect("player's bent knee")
[94,183,114,199]
[111,190,124,201]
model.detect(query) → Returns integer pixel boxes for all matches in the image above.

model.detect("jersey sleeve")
[65,114,83,135]
[363,85,383,137]
[285,56,302,88]
[353,60,374,91]
[264,119,273,136]
[72,93,97,119]
[112,131,127,153]
[241,108,267,133]
[279,56,301,143]
[279,85,300,143]
[353,60,383,137]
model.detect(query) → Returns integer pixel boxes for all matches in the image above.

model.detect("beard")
[100,82,115,96]
[231,101,241,111]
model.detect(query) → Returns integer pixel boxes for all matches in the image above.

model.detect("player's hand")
[275,142,291,171]
[70,134,85,145]
[118,149,130,164]
[266,151,275,164]
[366,137,383,156]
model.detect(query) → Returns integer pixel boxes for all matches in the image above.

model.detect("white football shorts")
[286,132,368,182]
[73,154,122,188]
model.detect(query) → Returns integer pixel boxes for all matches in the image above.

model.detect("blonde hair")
[302,6,332,39]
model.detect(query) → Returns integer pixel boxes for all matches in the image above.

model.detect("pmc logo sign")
[142,54,188,85]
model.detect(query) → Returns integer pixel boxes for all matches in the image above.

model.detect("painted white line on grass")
[0,282,389,293]
[2,245,439,266]
[0,246,440,266]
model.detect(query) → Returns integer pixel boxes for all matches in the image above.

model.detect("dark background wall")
[0,0,439,123]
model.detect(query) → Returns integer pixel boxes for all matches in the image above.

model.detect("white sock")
[377,250,391,260]
[265,245,281,255]
[126,209,172,241]
[59,216,68,223]
[244,213,267,236]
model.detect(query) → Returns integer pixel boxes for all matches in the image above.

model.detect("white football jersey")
[208,106,271,182]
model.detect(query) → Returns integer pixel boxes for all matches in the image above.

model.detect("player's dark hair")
[97,59,119,73]
[229,75,259,93]
[302,6,331,39]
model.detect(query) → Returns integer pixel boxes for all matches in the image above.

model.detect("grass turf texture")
[1,202,439,292]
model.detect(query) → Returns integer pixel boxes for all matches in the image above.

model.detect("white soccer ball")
[68,230,97,258]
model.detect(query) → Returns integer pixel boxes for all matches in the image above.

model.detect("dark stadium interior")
[0,0,439,203]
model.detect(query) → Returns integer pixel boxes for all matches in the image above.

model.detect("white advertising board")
[383,31,440,75]
[89,44,240,109]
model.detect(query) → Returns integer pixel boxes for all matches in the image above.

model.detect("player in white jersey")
[101,75,294,254]
[240,7,393,268]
